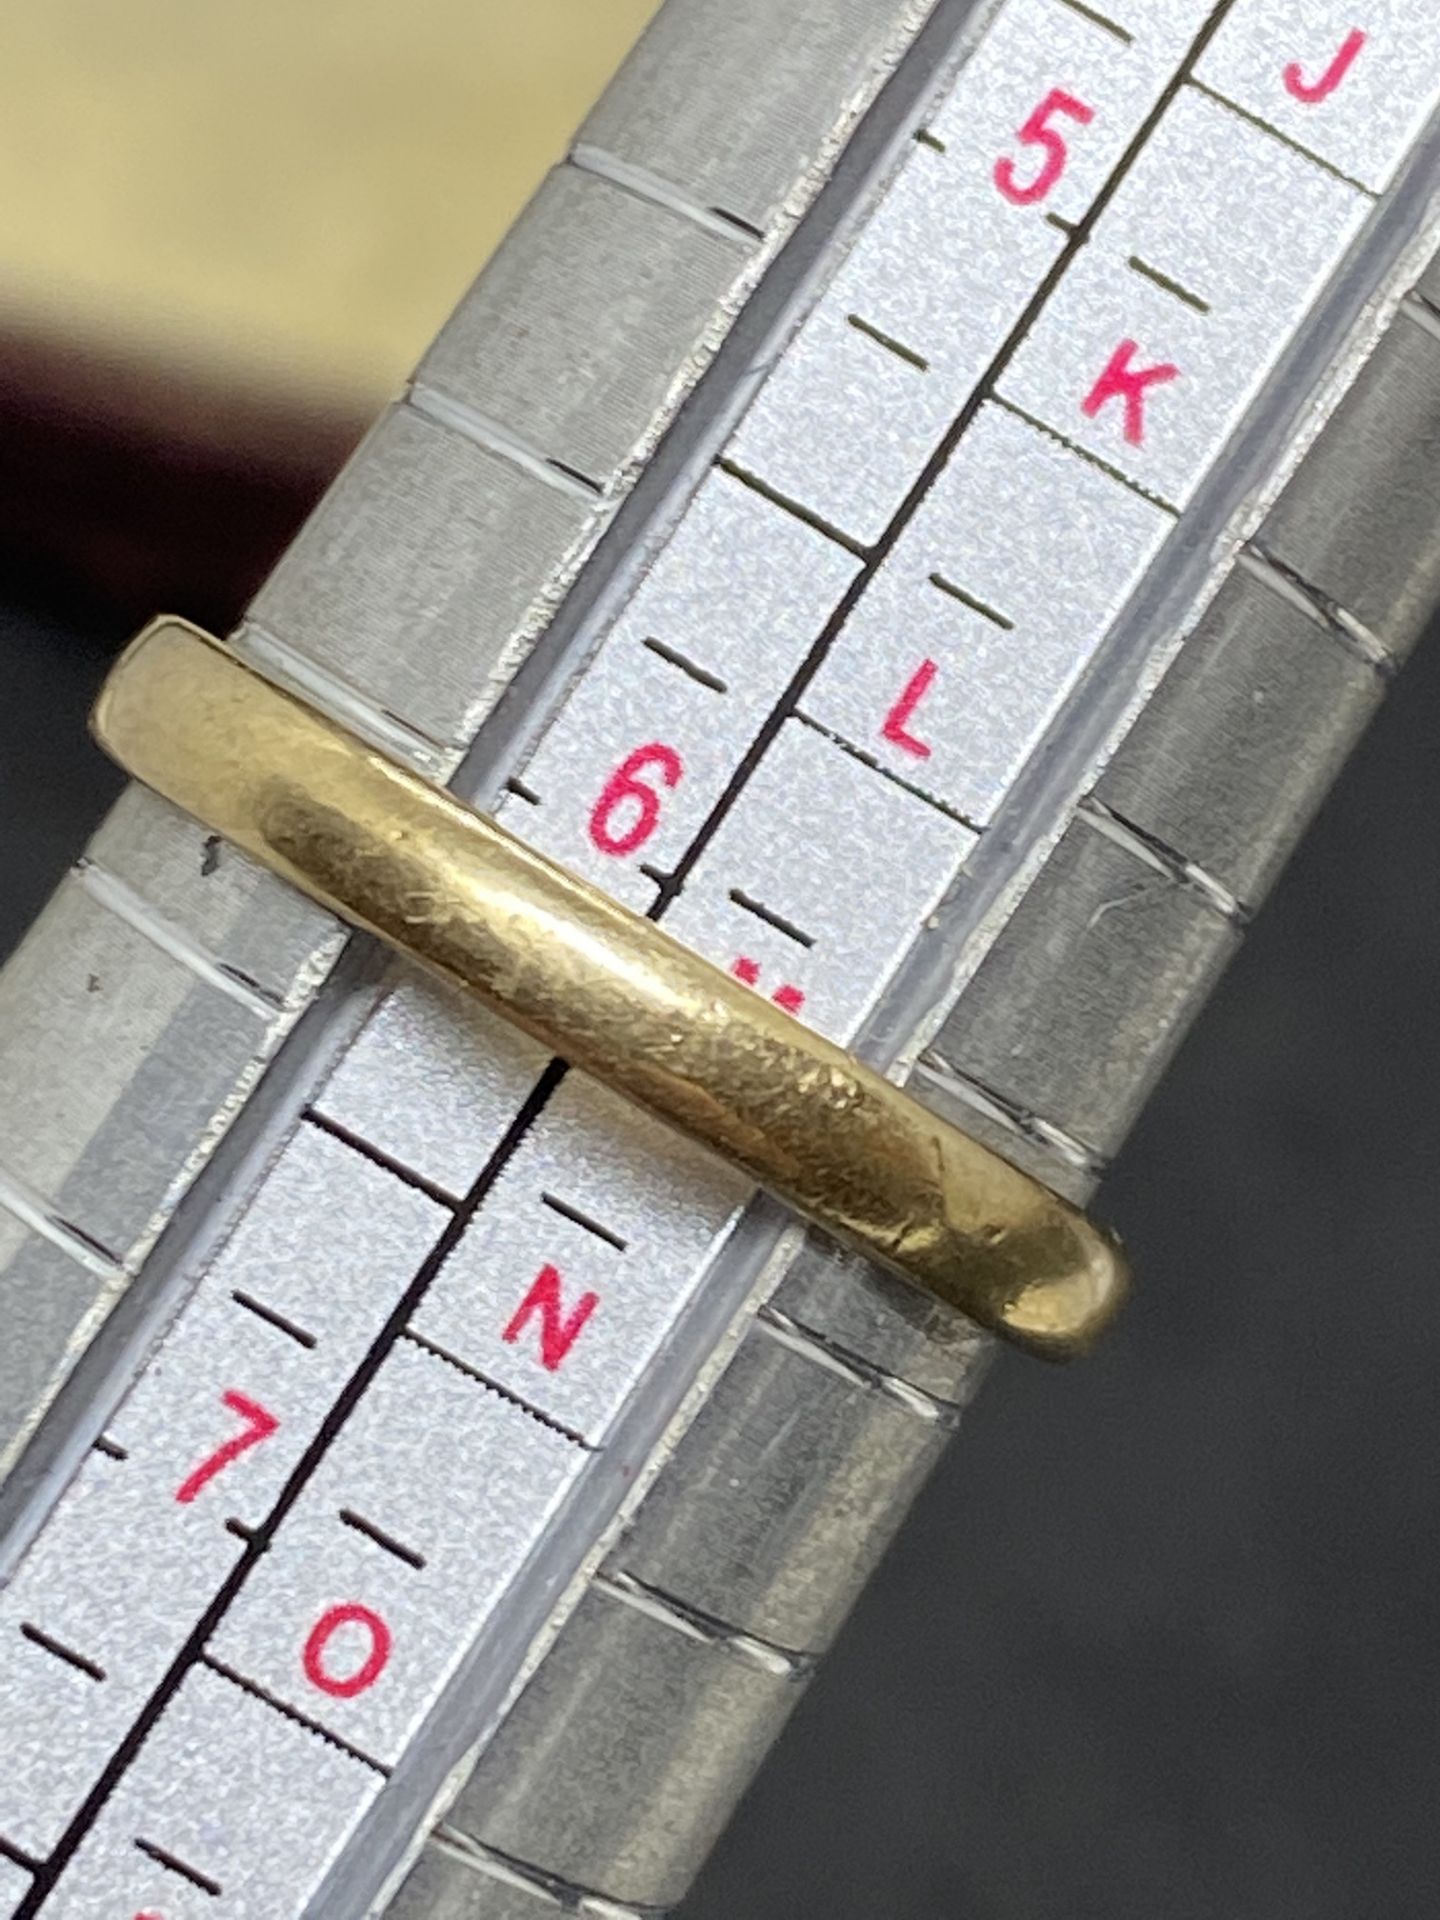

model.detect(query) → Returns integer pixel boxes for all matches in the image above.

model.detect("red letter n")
[502,1264,599,1371]
[1082,339,1179,447]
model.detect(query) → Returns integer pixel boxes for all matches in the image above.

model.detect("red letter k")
[1082,339,1179,447]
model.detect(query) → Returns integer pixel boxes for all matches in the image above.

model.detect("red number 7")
[174,1389,278,1505]
[994,88,1095,207]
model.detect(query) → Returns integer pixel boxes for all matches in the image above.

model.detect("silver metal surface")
[0,1222,120,1476]
[246,404,598,766]
[1196,0,1438,192]
[1262,299,1440,660]
[727,0,1190,544]
[415,167,754,489]
[384,1842,564,1920]
[1095,566,1385,908]
[661,721,975,1042]
[927,813,1242,1162]
[603,1313,957,1650]
[771,1230,993,1407]
[0,878,275,1263]
[0,1857,31,1918]
[413,1075,746,1445]
[1000,88,1370,509]
[575,0,936,238]
[0,1121,445,1863]
[87,786,341,1004]
[444,1584,802,1910]
[496,468,859,908]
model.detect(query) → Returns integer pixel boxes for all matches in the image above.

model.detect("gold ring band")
[93,619,1130,1360]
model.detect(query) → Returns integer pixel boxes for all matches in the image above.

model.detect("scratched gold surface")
[95,619,1133,1362]
[0,0,660,410]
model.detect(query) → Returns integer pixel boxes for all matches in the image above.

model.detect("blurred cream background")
[0,0,660,412]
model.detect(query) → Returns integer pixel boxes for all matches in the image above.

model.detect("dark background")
[3,576,1438,1920]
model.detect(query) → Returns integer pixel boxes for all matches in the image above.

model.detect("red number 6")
[588,743,683,857]
[994,88,1095,207]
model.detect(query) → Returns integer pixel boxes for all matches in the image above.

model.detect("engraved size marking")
[503,1266,601,1372]
[847,313,931,371]
[928,572,1014,628]
[994,87,1096,205]
[133,1838,220,1898]
[302,1604,393,1699]
[588,744,684,857]
[19,1624,105,1684]
[727,890,815,949]
[337,1511,427,1572]
[642,636,728,693]
[1082,338,1181,444]
[1285,28,1366,103]
[882,660,939,759]
[174,1391,278,1505]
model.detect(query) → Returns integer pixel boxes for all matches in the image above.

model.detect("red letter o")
[302,1603,392,1699]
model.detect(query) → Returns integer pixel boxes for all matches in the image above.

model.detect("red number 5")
[588,743,683,857]
[994,88,1095,207]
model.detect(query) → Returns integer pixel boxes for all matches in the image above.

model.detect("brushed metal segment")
[248,404,595,757]
[47,1665,383,1919]
[1261,302,1440,661]
[576,0,931,237]
[87,785,341,1005]
[0,1449,243,1858]
[0,876,271,1263]
[906,1082,1098,1198]
[0,1856,30,1917]
[314,977,549,1203]
[1095,567,1383,906]
[1196,0,1440,193]
[771,1231,993,1406]
[926,815,1240,1157]
[607,1320,952,1651]
[415,1075,746,1444]
[805,404,1172,825]
[1000,88,1370,507]
[446,1584,802,1909]
[386,1843,561,1920]
[0,1215,116,1474]
[210,1343,584,1766]
[663,720,976,1043]
[416,168,752,489]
